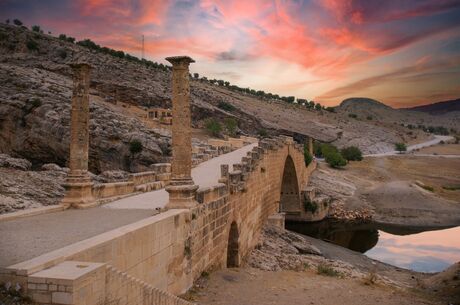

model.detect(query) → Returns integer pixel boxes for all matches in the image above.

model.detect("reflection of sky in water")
[365,226,460,273]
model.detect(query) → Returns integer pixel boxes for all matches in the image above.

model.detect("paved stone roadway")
[0,143,257,268]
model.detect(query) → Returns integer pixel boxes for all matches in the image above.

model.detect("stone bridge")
[0,57,319,305]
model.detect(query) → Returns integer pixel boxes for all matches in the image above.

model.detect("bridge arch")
[279,155,301,214]
[226,221,240,268]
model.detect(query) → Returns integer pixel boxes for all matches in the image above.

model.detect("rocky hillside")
[336,98,459,130]
[0,24,456,172]
[405,98,460,115]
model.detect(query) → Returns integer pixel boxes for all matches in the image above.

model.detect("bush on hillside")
[257,129,268,138]
[205,118,222,137]
[217,101,236,112]
[26,39,38,51]
[348,113,358,119]
[224,118,238,136]
[129,139,143,154]
[325,151,347,168]
[395,143,407,153]
[340,146,363,161]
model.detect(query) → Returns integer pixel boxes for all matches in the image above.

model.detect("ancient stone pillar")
[165,56,199,209]
[61,63,95,208]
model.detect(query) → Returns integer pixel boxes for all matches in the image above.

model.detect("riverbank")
[186,225,459,305]
[310,151,460,226]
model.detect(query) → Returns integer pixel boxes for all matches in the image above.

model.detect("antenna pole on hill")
[142,35,145,60]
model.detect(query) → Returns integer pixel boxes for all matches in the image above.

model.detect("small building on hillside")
[147,108,172,125]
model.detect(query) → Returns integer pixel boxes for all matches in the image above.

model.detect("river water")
[286,221,460,273]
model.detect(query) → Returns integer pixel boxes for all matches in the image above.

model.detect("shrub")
[13,19,22,26]
[317,264,341,277]
[325,106,335,112]
[0,32,7,41]
[257,129,268,138]
[395,143,407,153]
[320,143,339,156]
[205,118,222,137]
[217,101,236,112]
[303,196,317,214]
[303,144,313,166]
[31,25,41,33]
[366,115,373,120]
[26,39,39,51]
[348,113,357,119]
[224,118,237,136]
[315,103,322,110]
[325,151,347,168]
[129,139,143,154]
[313,141,323,157]
[340,146,363,161]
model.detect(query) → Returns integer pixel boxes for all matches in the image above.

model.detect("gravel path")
[365,135,453,157]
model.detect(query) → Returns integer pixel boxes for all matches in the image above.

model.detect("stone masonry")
[165,56,199,209]
[61,63,95,209]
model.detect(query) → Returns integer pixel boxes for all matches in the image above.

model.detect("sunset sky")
[1,0,460,107]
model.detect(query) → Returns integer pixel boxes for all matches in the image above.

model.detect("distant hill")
[338,98,392,111]
[404,99,460,115]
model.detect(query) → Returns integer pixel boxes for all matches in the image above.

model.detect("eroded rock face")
[0,154,31,170]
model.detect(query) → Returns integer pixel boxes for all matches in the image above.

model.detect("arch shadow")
[279,155,301,213]
[227,221,240,268]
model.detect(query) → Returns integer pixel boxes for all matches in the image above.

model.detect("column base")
[61,181,96,209]
[165,183,199,209]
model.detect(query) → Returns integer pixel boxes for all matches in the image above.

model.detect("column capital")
[165,56,195,68]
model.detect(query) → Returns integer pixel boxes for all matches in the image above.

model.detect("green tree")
[224,118,238,136]
[315,103,322,110]
[325,151,347,168]
[205,118,222,137]
[31,25,41,33]
[193,73,199,79]
[340,146,363,161]
[395,143,407,153]
[26,39,39,51]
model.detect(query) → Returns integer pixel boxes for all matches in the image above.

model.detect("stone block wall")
[105,265,193,305]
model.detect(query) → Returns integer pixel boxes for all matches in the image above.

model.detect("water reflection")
[286,221,460,273]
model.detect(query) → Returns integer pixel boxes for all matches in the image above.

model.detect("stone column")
[165,56,199,209]
[61,63,95,208]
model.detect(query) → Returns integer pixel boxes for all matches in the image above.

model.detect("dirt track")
[190,268,443,305]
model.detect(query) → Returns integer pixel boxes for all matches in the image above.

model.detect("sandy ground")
[415,143,460,155]
[312,152,460,226]
[189,268,442,305]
